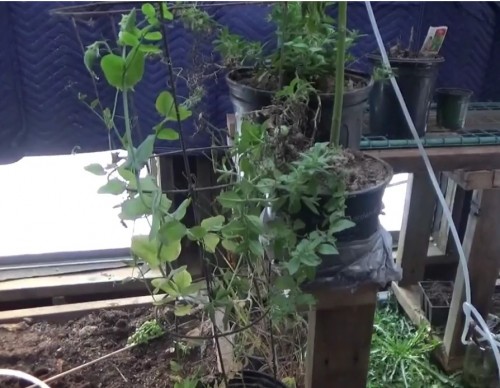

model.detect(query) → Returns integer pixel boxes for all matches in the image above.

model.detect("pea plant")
[81,2,356,382]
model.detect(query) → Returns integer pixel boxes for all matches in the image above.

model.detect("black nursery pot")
[225,68,374,149]
[227,370,287,388]
[295,155,393,242]
[368,55,444,139]
[436,88,473,130]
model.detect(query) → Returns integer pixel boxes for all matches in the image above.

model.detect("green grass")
[368,302,463,388]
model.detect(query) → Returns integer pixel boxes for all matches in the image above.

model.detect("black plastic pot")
[436,88,473,130]
[418,281,453,327]
[292,154,393,242]
[226,68,373,149]
[368,55,444,139]
[227,370,287,388]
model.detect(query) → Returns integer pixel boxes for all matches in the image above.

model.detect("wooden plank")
[366,146,500,174]
[443,189,500,361]
[305,284,377,388]
[433,178,456,253]
[445,170,498,190]
[396,173,437,286]
[0,267,163,303]
[391,283,428,326]
[0,295,154,324]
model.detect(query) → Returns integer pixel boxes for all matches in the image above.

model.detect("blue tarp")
[1,2,499,158]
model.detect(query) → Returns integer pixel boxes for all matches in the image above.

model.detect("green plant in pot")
[180,2,373,149]
[369,30,445,139]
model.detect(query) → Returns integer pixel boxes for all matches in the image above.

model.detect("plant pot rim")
[226,67,374,98]
[367,53,445,64]
[346,153,393,197]
[436,87,473,97]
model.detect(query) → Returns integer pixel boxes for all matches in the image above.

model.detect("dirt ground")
[0,308,216,388]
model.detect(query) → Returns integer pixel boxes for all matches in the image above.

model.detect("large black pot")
[293,154,393,242]
[227,370,287,388]
[368,55,444,139]
[226,68,373,149]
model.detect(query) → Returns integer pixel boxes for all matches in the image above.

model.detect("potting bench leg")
[397,173,437,286]
[305,283,377,388]
[442,188,500,367]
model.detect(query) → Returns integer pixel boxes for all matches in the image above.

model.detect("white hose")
[0,369,51,388]
[364,1,500,379]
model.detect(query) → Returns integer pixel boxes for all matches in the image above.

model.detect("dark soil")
[230,68,367,94]
[341,150,390,192]
[0,308,216,388]
[422,282,453,306]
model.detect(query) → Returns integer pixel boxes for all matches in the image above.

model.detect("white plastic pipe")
[364,1,500,379]
[0,369,51,388]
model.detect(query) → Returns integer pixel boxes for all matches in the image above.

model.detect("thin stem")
[330,1,347,146]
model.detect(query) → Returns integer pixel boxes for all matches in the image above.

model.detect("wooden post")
[443,189,500,363]
[397,173,437,286]
[305,283,377,388]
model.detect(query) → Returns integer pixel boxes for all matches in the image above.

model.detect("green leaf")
[173,268,192,290]
[188,226,207,240]
[152,278,178,296]
[159,220,187,243]
[155,91,174,117]
[141,3,156,18]
[203,233,220,253]
[131,235,159,268]
[156,128,179,141]
[245,215,263,233]
[330,219,356,234]
[221,239,238,253]
[98,179,126,195]
[174,304,193,317]
[100,54,126,89]
[285,257,301,275]
[302,197,319,215]
[134,134,156,169]
[138,44,163,54]
[301,254,322,267]
[127,176,157,192]
[201,215,225,231]
[83,43,99,79]
[249,240,264,257]
[124,47,145,89]
[161,3,173,20]
[317,244,338,255]
[217,191,241,208]
[84,163,106,176]
[119,30,140,46]
[119,196,150,220]
[172,198,191,221]
[145,31,162,41]
[160,240,182,262]
[119,8,137,33]
[103,108,114,129]
[118,165,135,181]
[177,105,192,121]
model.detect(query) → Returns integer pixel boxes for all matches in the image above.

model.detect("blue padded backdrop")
[0,2,499,158]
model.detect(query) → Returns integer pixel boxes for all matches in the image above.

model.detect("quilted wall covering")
[1,1,499,161]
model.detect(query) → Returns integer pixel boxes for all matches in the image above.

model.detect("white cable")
[365,1,500,379]
[0,369,51,388]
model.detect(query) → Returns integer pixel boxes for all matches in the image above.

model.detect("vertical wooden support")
[443,189,500,362]
[397,173,437,286]
[305,284,377,388]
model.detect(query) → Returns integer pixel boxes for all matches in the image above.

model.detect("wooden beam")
[443,189,500,361]
[305,283,377,388]
[0,267,163,303]
[445,170,500,191]
[0,295,154,324]
[365,146,500,174]
[396,173,437,286]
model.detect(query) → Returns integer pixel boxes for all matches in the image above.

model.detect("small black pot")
[293,154,393,242]
[227,370,287,388]
[418,281,453,327]
[368,55,444,139]
[435,88,473,130]
[225,68,373,149]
